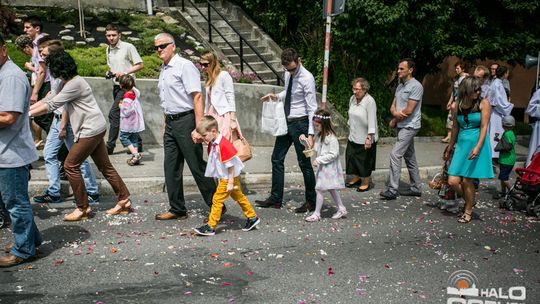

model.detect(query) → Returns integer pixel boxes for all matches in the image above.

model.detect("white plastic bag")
[261,100,287,136]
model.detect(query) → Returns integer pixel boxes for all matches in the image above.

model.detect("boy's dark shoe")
[192,224,215,236]
[242,217,260,231]
[399,189,422,197]
[33,192,62,204]
[88,193,100,204]
[379,190,398,200]
[294,202,315,213]
[255,197,282,209]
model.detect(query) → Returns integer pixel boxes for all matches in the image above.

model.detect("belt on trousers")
[166,110,194,121]
[287,115,308,123]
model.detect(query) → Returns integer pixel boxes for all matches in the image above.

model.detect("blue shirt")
[0,60,38,167]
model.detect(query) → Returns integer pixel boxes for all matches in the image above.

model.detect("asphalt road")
[0,180,539,304]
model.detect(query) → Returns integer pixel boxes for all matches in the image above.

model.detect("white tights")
[312,189,345,216]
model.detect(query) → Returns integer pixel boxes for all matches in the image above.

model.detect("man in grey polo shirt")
[105,24,144,155]
[0,34,42,267]
[380,58,423,200]
[153,33,216,220]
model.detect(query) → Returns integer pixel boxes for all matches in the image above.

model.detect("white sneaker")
[331,209,348,219]
[305,213,321,222]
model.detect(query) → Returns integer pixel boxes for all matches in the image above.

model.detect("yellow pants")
[208,177,257,229]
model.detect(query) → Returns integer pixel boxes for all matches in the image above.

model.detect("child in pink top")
[118,75,145,165]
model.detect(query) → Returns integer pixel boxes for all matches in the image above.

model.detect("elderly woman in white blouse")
[345,77,378,192]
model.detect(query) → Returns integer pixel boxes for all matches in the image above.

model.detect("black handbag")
[494,132,512,152]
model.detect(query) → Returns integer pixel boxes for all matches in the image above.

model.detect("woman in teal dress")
[445,76,493,223]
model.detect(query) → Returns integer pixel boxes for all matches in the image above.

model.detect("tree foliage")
[233,0,540,135]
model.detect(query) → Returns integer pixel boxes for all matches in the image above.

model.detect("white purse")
[261,100,287,136]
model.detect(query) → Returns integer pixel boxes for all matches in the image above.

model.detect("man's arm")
[192,91,204,124]
[114,62,144,78]
[30,61,47,104]
[399,99,418,118]
[191,91,204,143]
[0,112,20,128]
[390,97,397,117]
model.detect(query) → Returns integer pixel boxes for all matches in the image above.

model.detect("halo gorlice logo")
[446,270,527,304]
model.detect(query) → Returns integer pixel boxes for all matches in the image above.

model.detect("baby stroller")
[501,151,540,217]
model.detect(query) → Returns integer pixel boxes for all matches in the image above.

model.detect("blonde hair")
[201,51,221,87]
[196,115,219,134]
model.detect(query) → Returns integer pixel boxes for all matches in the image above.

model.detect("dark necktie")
[284,73,293,117]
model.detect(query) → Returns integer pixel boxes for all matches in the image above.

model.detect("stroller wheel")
[528,204,540,218]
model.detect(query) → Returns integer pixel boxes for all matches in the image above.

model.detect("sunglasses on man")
[154,42,172,51]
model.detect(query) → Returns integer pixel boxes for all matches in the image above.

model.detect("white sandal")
[331,209,348,219]
[305,213,321,222]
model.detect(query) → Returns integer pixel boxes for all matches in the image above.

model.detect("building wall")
[422,56,537,110]
[86,77,346,146]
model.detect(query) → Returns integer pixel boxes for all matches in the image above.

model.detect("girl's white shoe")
[305,213,321,222]
[331,209,348,219]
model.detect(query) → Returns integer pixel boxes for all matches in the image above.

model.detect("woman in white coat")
[488,66,513,159]
[526,88,540,166]
[199,51,242,141]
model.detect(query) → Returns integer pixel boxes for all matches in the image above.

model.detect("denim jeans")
[44,117,99,197]
[0,166,42,259]
[119,131,139,148]
[270,119,316,205]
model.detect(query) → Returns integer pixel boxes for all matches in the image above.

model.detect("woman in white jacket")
[199,51,242,141]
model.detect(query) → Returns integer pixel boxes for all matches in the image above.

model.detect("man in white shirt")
[153,33,217,220]
[256,48,317,213]
[104,24,144,155]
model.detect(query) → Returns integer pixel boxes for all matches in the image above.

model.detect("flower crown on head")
[313,114,331,122]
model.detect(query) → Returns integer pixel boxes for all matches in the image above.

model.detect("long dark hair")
[47,51,78,80]
[313,109,335,143]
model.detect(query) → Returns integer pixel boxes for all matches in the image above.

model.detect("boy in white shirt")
[192,116,259,236]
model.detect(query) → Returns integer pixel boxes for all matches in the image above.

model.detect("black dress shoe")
[345,179,362,188]
[295,202,315,213]
[379,190,398,200]
[400,189,422,197]
[255,198,282,209]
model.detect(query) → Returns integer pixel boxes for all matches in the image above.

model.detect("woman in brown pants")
[30,51,131,221]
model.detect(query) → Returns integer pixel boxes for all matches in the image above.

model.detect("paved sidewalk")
[28,137,531,196]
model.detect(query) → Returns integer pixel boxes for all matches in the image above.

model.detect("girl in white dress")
[302,109,346,221]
